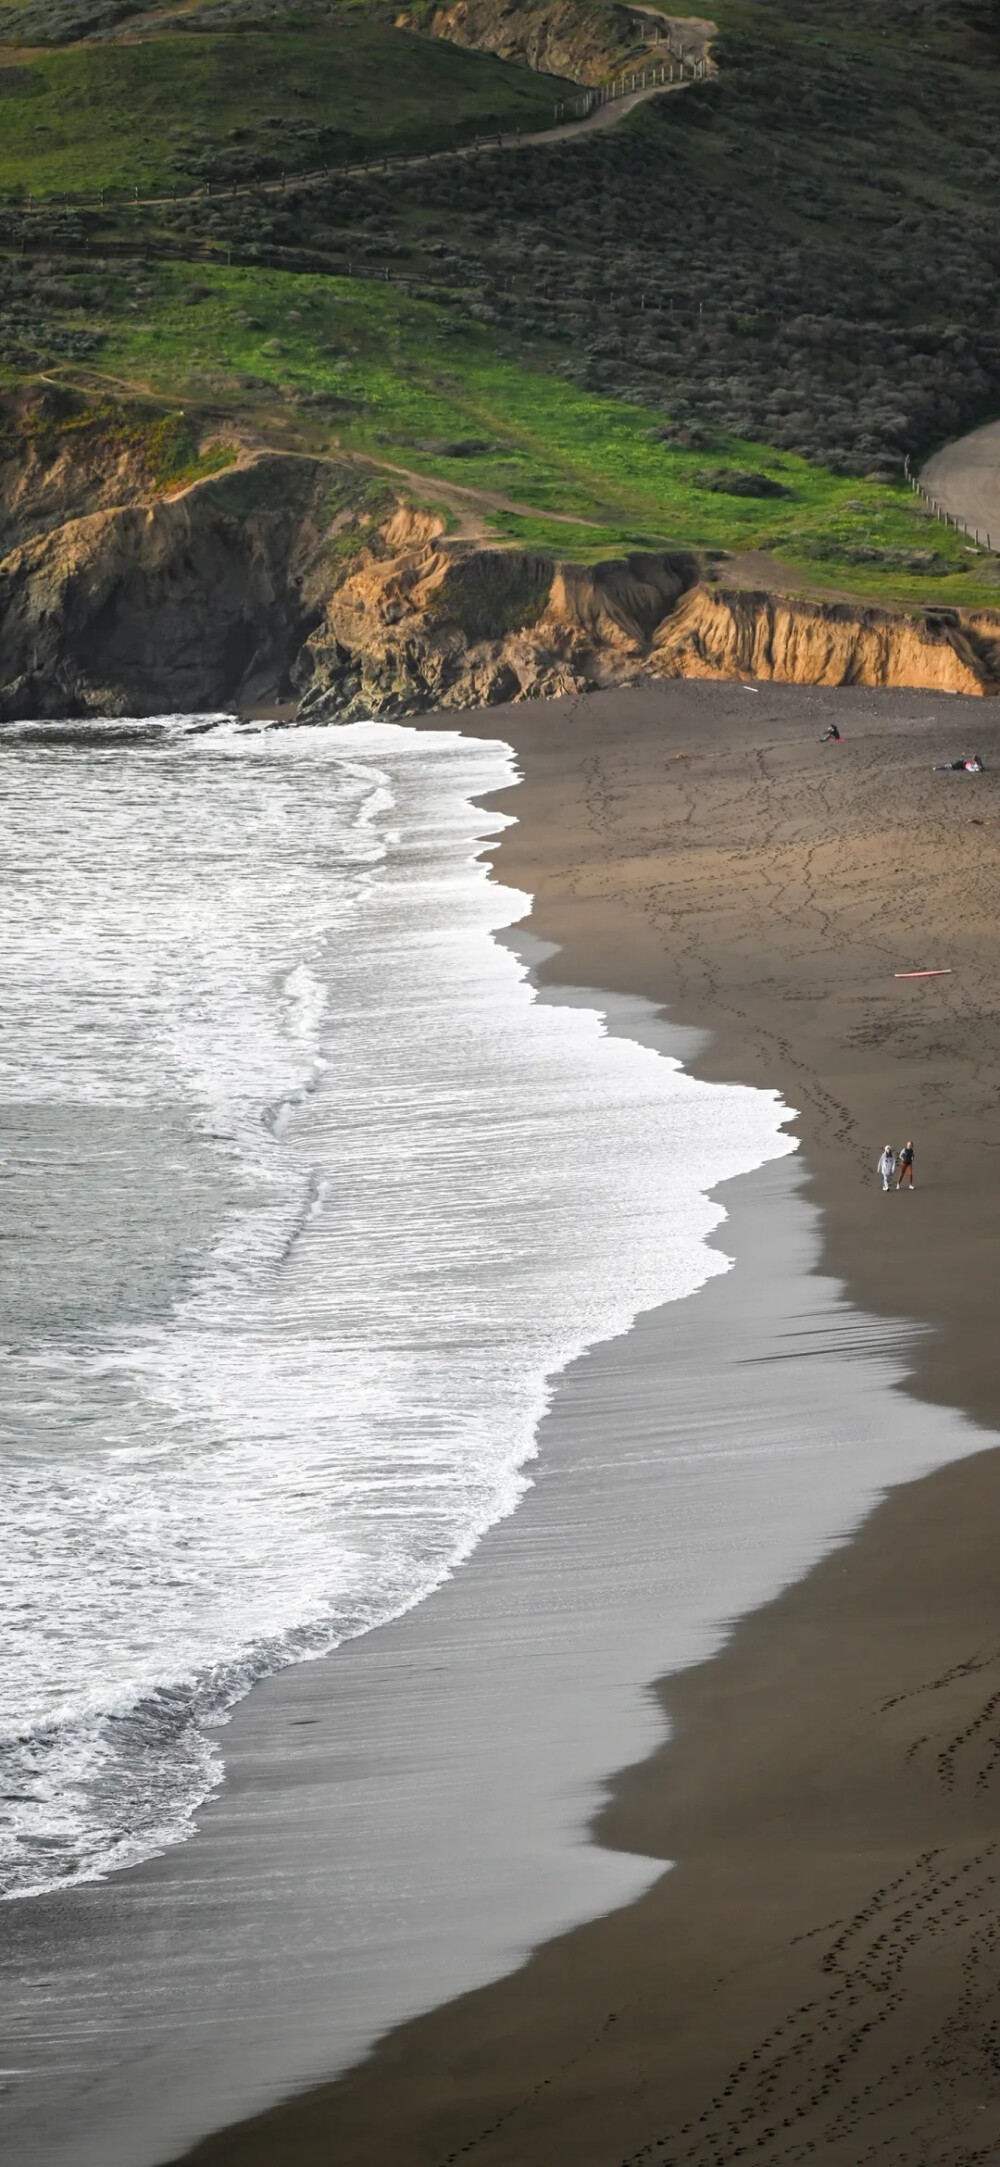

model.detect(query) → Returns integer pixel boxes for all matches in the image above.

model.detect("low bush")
[693,468,791,498]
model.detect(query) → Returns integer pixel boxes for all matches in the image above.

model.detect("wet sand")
[173,679,1000,2166]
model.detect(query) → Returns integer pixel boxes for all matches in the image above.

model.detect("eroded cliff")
[295,507,1000,710]
[410,1,715,87]
[2,397,998,721]
[650,585,1000,697]
[297,508,700,716]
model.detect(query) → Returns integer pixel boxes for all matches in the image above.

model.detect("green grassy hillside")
[2,0,1000,607]
[3,253,985,603]
[0,13,569,196]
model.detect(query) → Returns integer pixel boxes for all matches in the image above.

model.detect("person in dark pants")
[897,1140,916,1189]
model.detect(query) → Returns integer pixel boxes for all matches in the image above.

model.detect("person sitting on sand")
[897,1139,916,1189]
[820,723,841,743]
[935,753,985,772]
[877,1144,896,1192]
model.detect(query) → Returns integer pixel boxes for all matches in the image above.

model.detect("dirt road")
[921,418,1000,544]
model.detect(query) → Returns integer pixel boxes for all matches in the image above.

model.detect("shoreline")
[480,678,1000,1431]
[7,992,951,2167]
[5,680,1000,2167]
[173,675,1000,2164]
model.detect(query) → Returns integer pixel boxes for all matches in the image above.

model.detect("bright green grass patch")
[0,23,566,198]
[82,258,1000,603]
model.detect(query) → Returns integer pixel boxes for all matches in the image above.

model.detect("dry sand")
[176,679,1000,2167]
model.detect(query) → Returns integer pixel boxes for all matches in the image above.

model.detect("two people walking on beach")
[877,1141,915,1191]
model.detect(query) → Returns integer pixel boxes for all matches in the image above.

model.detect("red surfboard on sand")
[894,969,953,979]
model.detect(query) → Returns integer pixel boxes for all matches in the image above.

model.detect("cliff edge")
[2,394,999,719]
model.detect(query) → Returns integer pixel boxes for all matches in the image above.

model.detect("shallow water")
[0,716,795,1903]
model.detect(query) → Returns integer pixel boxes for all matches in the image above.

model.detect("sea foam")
[0,718,795,1899]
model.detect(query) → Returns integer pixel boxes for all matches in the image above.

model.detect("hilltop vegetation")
[2,0,1000,606]
[0,250,986,606]
[174,0,1000,481]
[0,10,568,196]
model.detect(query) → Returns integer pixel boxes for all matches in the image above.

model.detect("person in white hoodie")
[877,1144,897,1192]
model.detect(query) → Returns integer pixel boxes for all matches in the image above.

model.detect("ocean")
[0,715,796,1906]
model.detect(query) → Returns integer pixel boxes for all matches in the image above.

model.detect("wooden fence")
[552,48,707,122]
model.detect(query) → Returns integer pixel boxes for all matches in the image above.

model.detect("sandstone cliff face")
[650,586,1000,696]
[0,454,345,719]
[296,508,699,717]
[0,438,420,719]
[0,419,157,560]
[424,0,641,86]
[420,0,714,86]
[294,509,1000,712]
[0,382,227,557]
[2,427,999,721]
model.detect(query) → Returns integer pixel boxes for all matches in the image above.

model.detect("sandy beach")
[4,680,1000,2167]
[167,679,1000,2167]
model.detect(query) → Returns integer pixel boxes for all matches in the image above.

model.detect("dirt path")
[157,71,692,205]
[36,363,601,537]
[515,71,689,144]
[920,419,1000,548]
[349,449,595,535]
[12,70,694,216]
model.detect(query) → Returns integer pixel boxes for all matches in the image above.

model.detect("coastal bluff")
[3,404,999,718]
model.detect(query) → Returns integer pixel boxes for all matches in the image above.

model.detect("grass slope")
[0,17,568,196]
[64,257,990,604]
[292,0,1000,479]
